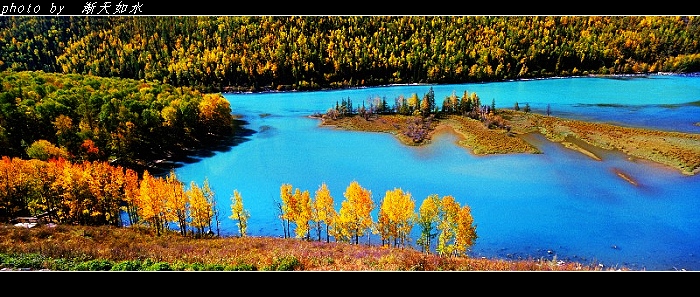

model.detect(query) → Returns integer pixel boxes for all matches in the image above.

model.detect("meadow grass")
[0,224,624,271]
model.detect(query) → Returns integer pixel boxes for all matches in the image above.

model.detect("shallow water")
[174,74,700,271]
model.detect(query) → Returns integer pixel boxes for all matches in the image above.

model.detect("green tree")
[436,195,460,257]
[26,140,69,161]
[416,194,440,253]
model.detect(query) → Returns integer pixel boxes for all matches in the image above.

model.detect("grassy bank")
[0,224,623,271]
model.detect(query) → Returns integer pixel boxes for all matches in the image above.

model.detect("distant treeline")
[1,16,700,93]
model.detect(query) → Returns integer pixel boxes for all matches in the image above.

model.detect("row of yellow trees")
[136,170,250,237]
[0,155,476,256]
[279,181,477,256]
[0,156,249,238]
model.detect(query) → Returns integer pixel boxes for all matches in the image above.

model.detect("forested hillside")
[0,71,235,169]
[2,16,699,93]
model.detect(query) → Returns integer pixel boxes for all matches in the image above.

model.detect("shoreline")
[501,110,700,176]
[318,110,700,176]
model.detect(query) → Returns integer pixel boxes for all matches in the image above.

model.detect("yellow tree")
[376,197,392,246]
[337,180,375,245]
[407,93,420,114]
[436,195,460,257]
[202,178,218,235]
[293,188,312,240]
[394,188,416,248]
[0,157,32,219]
[65,161,96,225]
[85,161,122,226]
[164,170,189,236]
[312,182,336,242]
[279,183,295,238]
[229,189,250,237]
[417,194,441,253]
[28,158,63,223]
[54,161,78,224]
[377,189,397,247]
[377,188,416,248]
[454,204,478,256]
[137,170,169,236]
[187,181,212,237]
[198,93,233,135]
[103,163,126,226]
[45,158,72,223]
[121,168,140,226]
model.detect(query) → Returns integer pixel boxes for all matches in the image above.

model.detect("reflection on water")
[175,74,700,271]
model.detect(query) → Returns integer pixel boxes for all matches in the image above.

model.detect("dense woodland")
[0,71,235,168]
[1,16,700,93]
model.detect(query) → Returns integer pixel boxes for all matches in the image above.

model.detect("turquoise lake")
[174,74,700,271]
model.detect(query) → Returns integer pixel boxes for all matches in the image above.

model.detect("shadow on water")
[147,118,256,176]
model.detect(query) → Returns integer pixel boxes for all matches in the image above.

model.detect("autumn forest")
[2,16,699,92]
[1,16,700,260]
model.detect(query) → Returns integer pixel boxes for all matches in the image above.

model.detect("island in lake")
[317,109,700,177]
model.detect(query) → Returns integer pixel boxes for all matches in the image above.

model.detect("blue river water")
[174,74,700,271]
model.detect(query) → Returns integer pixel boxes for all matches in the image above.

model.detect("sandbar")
[317,110,700,176]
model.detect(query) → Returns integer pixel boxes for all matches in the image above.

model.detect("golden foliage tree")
[201,178,218,235]
[120,167,140,226]
[229,189,250,237]
[279,183,295,238]
[136,170,169,236]
[60,161,95,225]
[377,187,416,248]
[27,158,62,222]
[187,180,213,237]
[455,204,478,255]
[0,157,36,220]
[337,180,375,244]
[293,188,312,240]
[436,195,460,257]
[198,93,233,135]
[312,182,336,242]
[84,161,124,226]
[433,195,477,257]
[164,170,189,236]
